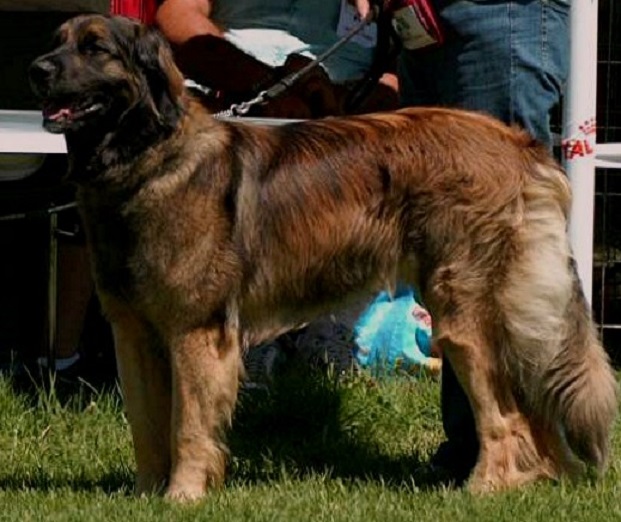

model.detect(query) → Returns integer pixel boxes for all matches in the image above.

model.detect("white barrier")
[563,0,600,306]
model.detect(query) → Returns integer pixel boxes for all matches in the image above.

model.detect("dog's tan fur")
[29,15,618,501]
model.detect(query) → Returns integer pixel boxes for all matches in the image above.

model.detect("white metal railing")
[596,143,621,169]
[563,0,621,313]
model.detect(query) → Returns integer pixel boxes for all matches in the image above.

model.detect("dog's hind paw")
[164,484,207,503]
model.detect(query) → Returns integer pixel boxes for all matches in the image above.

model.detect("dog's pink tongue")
[44,107,72,121]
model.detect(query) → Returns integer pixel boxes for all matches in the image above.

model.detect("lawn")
[0,368,620,522]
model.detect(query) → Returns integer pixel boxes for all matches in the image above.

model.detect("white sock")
[37,352,80,370]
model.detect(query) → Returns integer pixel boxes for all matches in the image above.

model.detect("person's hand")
[351,0,373,19]
[349,0,401,19]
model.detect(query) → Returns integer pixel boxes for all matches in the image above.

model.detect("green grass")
[1,369,620,522]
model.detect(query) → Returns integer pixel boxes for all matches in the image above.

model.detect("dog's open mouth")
[42,100,105,132]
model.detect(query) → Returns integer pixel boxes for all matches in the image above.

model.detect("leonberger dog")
[29,14,618,501]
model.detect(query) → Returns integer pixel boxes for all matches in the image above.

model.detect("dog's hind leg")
[434,309,556,492]
[165,323,241,502]
[107,301,172,496]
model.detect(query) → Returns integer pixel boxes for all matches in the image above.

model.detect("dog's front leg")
[108,303,172,496]
[165,324,241,502]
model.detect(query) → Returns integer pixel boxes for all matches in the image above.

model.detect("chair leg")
[47,211,58,368]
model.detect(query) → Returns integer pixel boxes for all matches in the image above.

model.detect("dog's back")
[231,108,562,333]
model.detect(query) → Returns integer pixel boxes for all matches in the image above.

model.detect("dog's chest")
[81,200,140,297]
[82,186,239,319]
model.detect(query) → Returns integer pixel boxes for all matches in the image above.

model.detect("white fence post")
[563,0,599,306]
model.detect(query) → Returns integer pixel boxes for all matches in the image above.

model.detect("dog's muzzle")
[29,57,57,98]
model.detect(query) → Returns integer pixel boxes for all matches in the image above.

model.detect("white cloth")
[212,0,376,83]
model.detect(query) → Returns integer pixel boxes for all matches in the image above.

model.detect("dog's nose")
[29,57,57,90]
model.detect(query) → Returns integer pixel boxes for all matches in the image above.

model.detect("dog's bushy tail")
[541,265,618,473]
[500,152,618,476]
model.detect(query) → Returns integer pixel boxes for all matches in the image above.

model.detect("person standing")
[355,0,570,481]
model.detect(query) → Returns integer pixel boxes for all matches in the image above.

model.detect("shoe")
[293,317,360,376]
[242,339,289,390]
[35,352,117,389]
[428,439,478,485]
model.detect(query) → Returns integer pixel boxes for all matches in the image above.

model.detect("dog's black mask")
[29,14,183,136]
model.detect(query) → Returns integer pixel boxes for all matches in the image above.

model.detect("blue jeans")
[399,0,569,147]
[397,0,570,471]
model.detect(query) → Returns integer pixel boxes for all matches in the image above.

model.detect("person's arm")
[155,0,278,94]
[155,0,224,41]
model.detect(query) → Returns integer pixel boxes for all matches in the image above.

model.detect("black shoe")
[242,339,289,390]
[429,440,478,485]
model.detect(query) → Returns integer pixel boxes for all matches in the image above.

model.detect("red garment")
[109,0,157,24]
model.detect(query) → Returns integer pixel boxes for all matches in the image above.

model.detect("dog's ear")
[132,25,185,129]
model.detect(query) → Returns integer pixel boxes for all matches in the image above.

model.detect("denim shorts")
[398,0,570,147]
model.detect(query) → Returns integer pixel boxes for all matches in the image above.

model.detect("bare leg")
[56,243,93,359]
[166,324,241,501]
[109,303,172,495]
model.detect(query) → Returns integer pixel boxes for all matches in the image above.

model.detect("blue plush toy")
[353,284,438,376]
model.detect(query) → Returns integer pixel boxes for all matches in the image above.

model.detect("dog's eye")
[80,37,111,56]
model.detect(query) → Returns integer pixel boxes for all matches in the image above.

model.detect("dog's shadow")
[1,365,455,495]
[228,367,454,493]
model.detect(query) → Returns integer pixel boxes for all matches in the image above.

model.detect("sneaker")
[242,339,289,390]
[428,439,478,485]
[293,316,360,376]
[35,353,98,387]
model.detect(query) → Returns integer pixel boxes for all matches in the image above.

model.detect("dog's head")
[29,14,184,136]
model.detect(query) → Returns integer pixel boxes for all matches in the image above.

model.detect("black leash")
[187,7,382,118]
[344,5,401,113]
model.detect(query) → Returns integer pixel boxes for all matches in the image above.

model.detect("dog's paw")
[467,475,498,495]
[164,483,207,503]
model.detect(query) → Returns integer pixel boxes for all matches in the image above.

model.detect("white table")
[0,109,299,154]
[0,110,67,154]
[596,143,621,170]
[0,109,69,364]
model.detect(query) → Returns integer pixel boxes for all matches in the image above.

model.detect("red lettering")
[562,140,573,160]
[571,140,585,158]
[561,139,595,161]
